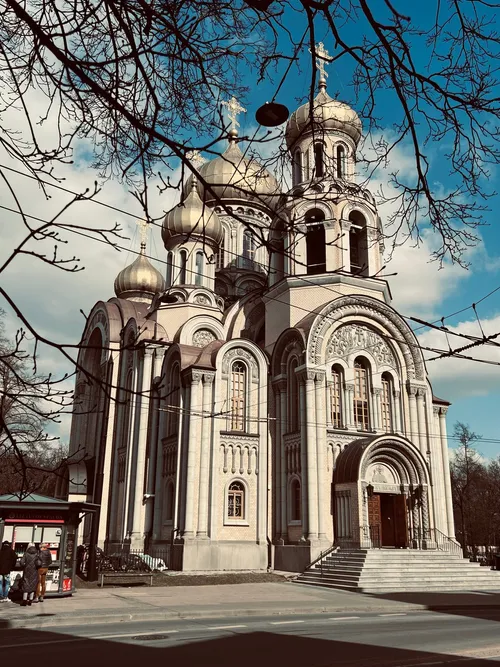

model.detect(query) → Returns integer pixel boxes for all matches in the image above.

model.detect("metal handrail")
[431,528,462,556]
[304,543,339,575]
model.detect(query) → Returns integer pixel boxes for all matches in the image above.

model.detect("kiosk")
[0,493,98,597]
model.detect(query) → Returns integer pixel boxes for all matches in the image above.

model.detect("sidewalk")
[2,581,500,630]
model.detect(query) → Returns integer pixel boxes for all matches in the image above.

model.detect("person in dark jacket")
[20,543,40,606]
[0,541,18,603]
[36,543,52,602]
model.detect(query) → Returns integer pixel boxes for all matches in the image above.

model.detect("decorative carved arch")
[271,328,307,377]
[307,296,424,380]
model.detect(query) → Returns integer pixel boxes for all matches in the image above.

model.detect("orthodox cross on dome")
[186,149,206,187]
[137,219,149,253]
[222,95,246,139]
[310,41,332,90]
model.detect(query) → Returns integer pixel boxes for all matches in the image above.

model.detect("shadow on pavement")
[0,623,498,666]
[369,591,500,623]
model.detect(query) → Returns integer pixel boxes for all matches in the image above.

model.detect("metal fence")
[78,546,171,574]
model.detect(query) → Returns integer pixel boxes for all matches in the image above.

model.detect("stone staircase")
[295,549,500,593]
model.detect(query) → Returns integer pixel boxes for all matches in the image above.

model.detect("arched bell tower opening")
[348,210,369,276]
[305,208,326,275]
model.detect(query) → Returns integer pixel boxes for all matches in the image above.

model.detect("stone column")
[439,406,455,538]
[393,389,402,433]
[197,372,215,538]
[183,370,202,538]
[340,219,352,272]
[129,347,154,546]
[273,382,282,542]
[123,360,140,538]
[345,382,355,430]
[407,383,419,448]
[372,388,382,432]
[421,486,431,547]
[279,384,288,539]
[304,370,319,542]
[144,348,164,538]
[299,378,308,539]
[416,388,427,454]
[314,371,328,542]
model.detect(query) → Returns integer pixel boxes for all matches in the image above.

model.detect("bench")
[99,572,154,587]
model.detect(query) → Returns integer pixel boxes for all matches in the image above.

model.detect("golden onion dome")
[182,141,281,211]
[114,245,166,302]
[286,87,362,149]
[162,179,223,247]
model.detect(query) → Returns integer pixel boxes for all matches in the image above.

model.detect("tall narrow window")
[288,358,299,432]
[293,150,303,184]
[230,362,246,431]
[168,365,180,435]
[216,234,225,269]
[179,249,187,284]
[228,481,245,519]
[166,252,173,287]
[165,481,174,521]
[305,209,326,275]
[314,142,324,178]
[336,145,346,178]
[243,231,256,269]
[195,251,203,286]
[354,359,370,431]
[330,366,343,428]
[349,211,368,276]
[291,479,301,521]
[381,373,393,432]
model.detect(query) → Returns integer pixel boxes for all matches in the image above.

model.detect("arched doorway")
[333,435,431,549]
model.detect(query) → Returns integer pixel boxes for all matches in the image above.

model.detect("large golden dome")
[286,88,362,149]
[182,141,281,211]
[162,180,223,248]
[114,249,165,302]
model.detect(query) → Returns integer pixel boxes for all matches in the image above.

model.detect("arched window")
[230,362,246,431]
[288,358,299,432]
[336,145,346,178]
[381,373,393,432]
[330,365,343,428]
[166,252,173,287]
[195,251,203,285]
[179,249,187,284]
[290,479,301,521]
[349,211,368,276]
[216,233,225,269]
[168,365,180,435]
[354,358,370,431]
[314,142,324,178]
[293,150,303,185]
[243,231,256,269]
[305,209,326,275]
[228,481,245,519]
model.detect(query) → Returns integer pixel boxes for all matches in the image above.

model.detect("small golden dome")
[182,141,281,211]
[162,180,223,248]
[114,246,165,302]
[286,89,362,148]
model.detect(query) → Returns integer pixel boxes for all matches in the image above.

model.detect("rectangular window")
[354,363,369,430]
[381,378,393,432]
[330,370,342,428]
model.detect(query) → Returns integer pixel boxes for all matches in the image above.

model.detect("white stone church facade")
[67,68,455,572]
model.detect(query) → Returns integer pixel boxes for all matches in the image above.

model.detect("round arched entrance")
[333,435,431,549]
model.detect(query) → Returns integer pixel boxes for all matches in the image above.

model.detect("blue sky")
[1,3,499,458]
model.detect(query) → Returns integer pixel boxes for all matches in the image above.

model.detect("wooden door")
[367,493,381,547]
[394,494,408,548]
[380,494,396,547]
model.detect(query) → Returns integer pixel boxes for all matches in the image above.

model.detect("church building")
[67,50,455,573]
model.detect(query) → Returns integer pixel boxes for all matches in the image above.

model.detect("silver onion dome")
[114,244,166,302]
[162,179,223,248]
[285,87,362,149]
[182,141,281,211]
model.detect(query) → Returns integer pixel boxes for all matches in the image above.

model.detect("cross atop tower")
[222,96,246,138]
[309,41,332,90]
[186,149,206,170]
[137,219,149,253]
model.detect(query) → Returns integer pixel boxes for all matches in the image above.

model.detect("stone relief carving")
[221,347,259,380]
[326,324,396,368]
[192,329,217,348]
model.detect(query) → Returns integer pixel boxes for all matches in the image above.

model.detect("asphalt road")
[2,608,500,666]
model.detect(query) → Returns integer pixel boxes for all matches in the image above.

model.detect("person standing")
[36,543,52,602]
[0,541,18,603]
[20,543,40,606]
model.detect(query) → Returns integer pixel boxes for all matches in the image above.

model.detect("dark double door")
[368,493,407,548]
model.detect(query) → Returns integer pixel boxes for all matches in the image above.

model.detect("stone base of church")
[274,544,323,573]
[174,540,269,572]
